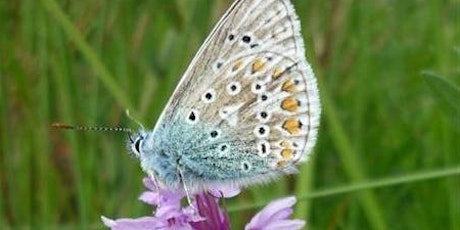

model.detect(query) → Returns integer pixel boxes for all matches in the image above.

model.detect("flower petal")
[183,206,206,222]
[261,220,306,230]
[245,196,302,230]
[101,216,163,230]
[156,204,183,219]
[157,189,184,206]
[208,184,241,198]
[142,177,158,192]
[139,191,159,206]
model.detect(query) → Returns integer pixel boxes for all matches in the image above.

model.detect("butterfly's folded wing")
[153,0,320,188]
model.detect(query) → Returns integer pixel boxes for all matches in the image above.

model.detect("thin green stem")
[228,166,460,212]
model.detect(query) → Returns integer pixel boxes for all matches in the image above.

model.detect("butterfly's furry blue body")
[129,0,321,193]
[136,115,279,190]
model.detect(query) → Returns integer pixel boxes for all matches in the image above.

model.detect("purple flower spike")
[103,177,196,229]
[189,193,230,230]
[103,178,306,230]
[245,197,305,230]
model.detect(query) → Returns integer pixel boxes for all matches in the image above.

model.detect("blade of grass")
[39,0,134,113]
[228,166,460,212]
[47,19,88,227]
[303,0,388,228]
[293,159,315,220]
[35,2,54,226]
[319,77,387,230]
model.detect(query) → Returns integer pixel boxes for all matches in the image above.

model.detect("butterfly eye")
[131,137,143,157]
[135,139,141,153]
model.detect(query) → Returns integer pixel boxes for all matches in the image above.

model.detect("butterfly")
[129,0,321,194]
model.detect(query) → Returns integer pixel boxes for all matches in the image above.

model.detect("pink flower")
[245,197,305,230]
[102,178,305,230]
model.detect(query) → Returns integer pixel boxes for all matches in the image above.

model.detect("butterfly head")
[128,130,148,158]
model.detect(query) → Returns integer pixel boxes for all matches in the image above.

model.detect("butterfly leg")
[177,165,197,211]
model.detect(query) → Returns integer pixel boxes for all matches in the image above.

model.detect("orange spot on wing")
[280,141,291,147]
[232,60,244,71]
[281,97,300,112]
[277,160,288,168]
[282,118,303,135]
[252,59,265,73]
[272,68,283,79]
[282,80,296,93]
[281,149,294,160]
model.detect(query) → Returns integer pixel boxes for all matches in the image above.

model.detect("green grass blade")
[39,0,134,112]
[319,78,388,230]
[228,166,460,212]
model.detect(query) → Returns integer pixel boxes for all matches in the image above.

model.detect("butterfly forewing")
[149,0,320,189]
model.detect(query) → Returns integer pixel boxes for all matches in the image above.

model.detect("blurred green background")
[1,0,459,229]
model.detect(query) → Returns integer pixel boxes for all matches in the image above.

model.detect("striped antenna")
[51,123,132,133]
